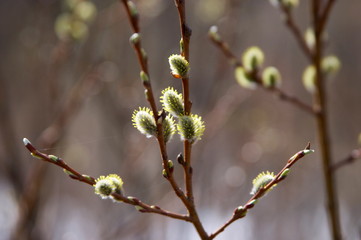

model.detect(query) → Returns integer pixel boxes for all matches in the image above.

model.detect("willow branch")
[22,138,190,222]
[210,143,313,239]
[119,0,188,206]
[209,33,315,115]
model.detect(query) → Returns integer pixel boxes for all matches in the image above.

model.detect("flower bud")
[322,55,341,74]
[177,153,185,165]
[208,25,221,42]
[161,87,184,117]
[250,171,276,195]
[234,206,248,218]
[177,114,205,143]
[74,1,97,23]
[302,65,316,93]
[304,28,315,50]
[107,174,124,194]
[180,38,184,54]
[162,169,169,179]
[242,46,264,72]
[162,114,176,143]
[94,176,113,199]
[48,155,60,162]
[140,71,149,84]
[127,1,139,19]
[132,107,157,138]
[262,66,281,88]
[168,54,190,78]
[129,33,140,45]
[167,160,174,172]
[234,67,257,89]
[94,174,124,199]
[278,168,290,181]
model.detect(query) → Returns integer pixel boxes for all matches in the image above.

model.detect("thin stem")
[209,33,315,115]
[23,139,190,222]
[210,143,313,239]
[332,148,361,171]
[311,0,342,239]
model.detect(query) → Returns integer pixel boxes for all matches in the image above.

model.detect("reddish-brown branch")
[210,143,313,239]
[120,0,189,208]
[23,138,190,221]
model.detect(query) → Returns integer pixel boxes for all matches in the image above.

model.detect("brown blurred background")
[1,0,361,239]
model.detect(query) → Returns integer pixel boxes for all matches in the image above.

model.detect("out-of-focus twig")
[332,148,361,171]
[209,32,315,115]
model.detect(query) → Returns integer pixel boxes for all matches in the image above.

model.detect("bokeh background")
[1,0,361,239]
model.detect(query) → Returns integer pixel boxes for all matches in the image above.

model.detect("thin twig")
[209,33,315,115]
[331,148,361,171]
[22,139,190,222]
[210,143,313,239]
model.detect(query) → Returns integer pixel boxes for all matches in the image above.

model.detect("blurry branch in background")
[332,148,361,171]
[12,64,102,240]
[208,26,315,115]
[210,0,344,239]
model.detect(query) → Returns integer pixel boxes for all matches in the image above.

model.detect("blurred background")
[1,0,361,239]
